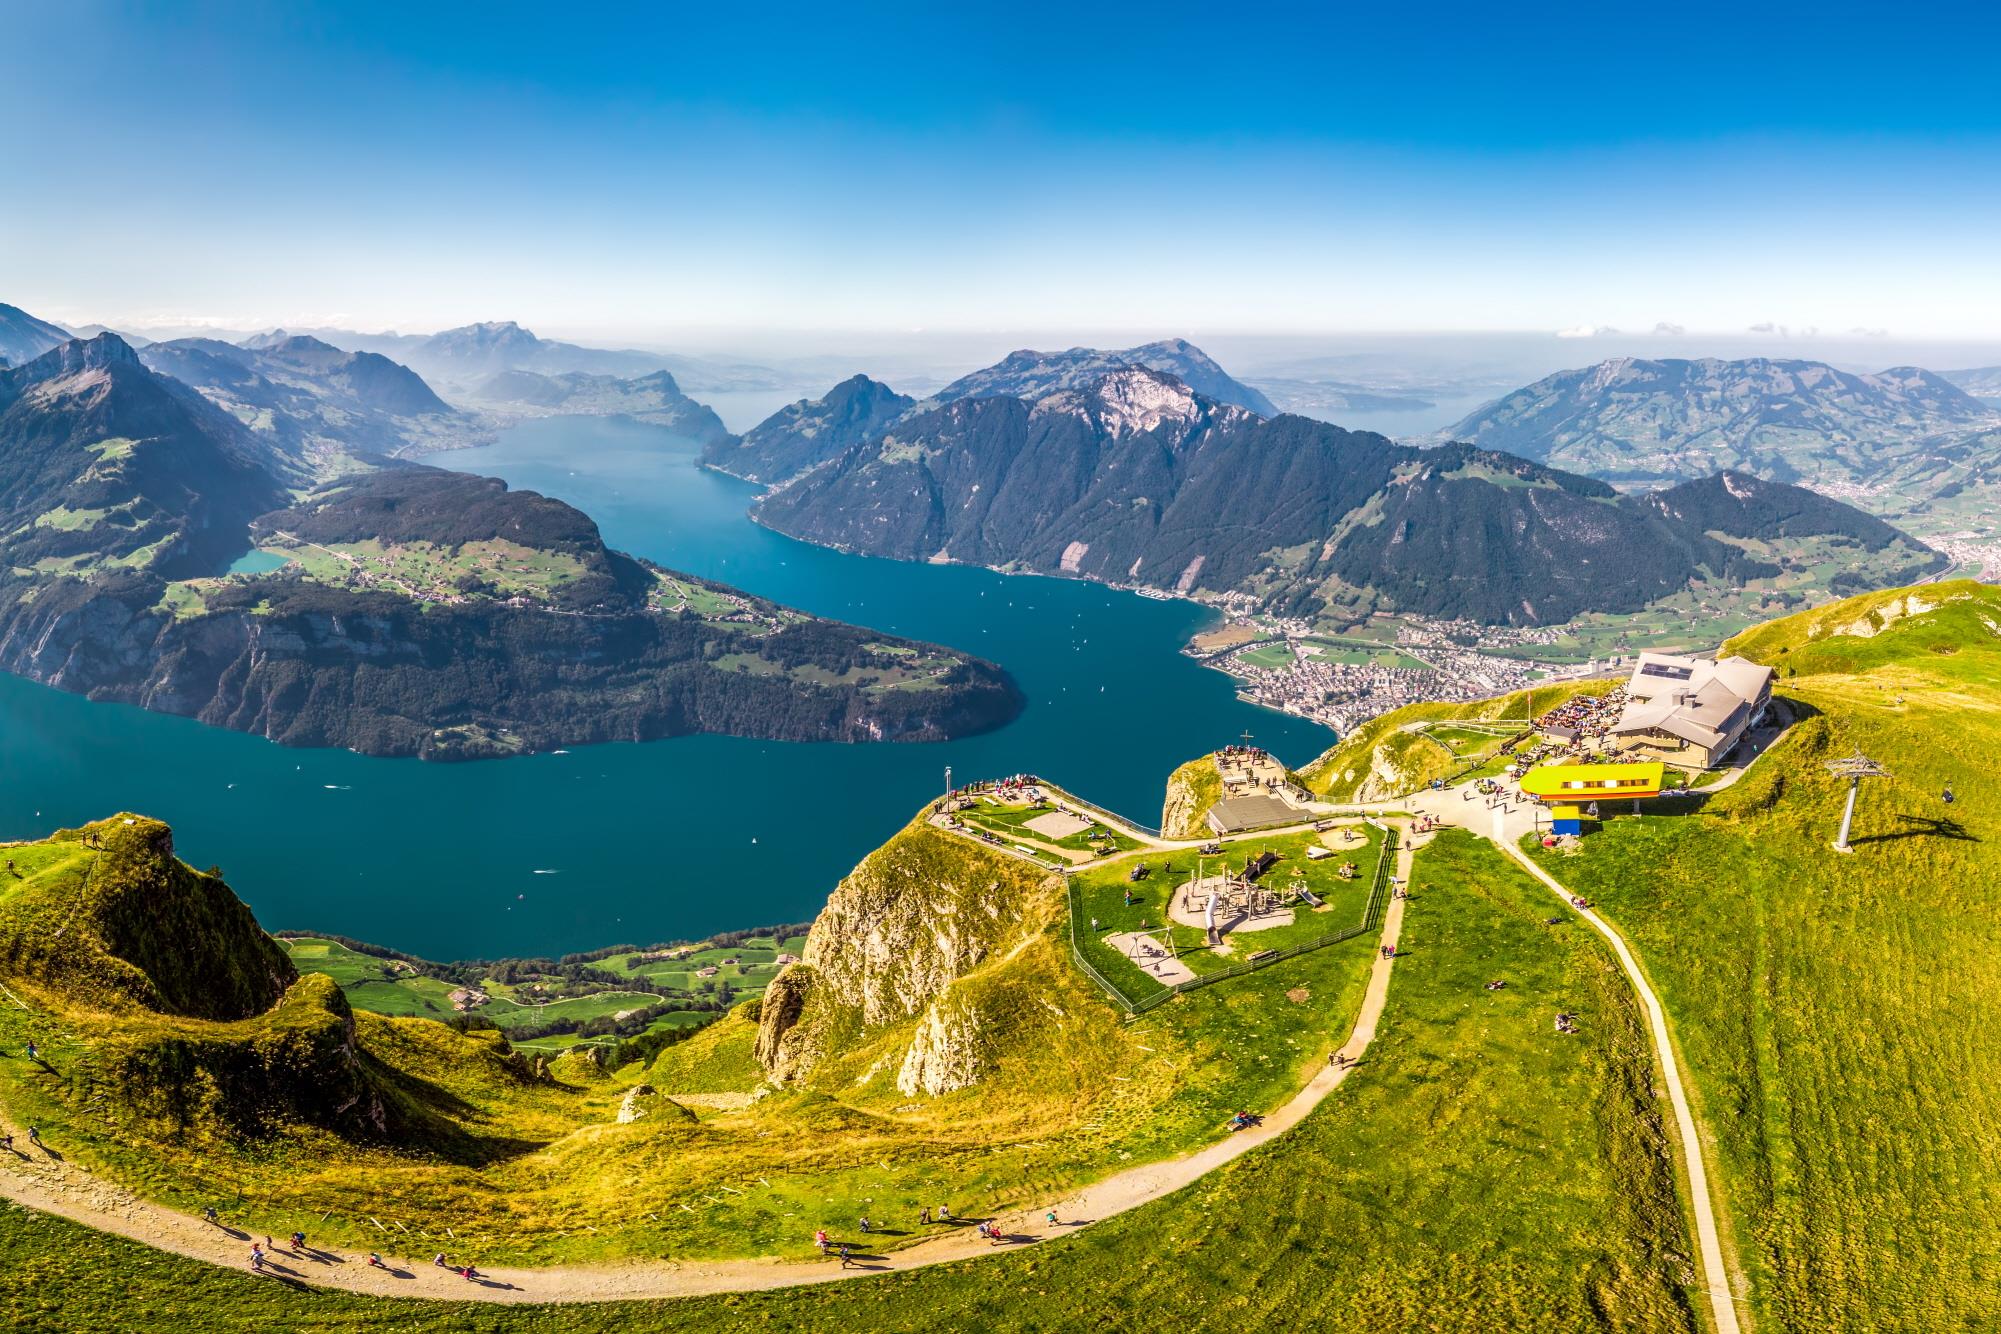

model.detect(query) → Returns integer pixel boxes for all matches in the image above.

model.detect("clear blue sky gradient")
[6,1,1999,337]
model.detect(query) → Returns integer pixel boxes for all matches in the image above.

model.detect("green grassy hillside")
[0,810,1384,1271]
[1303,679,1612,802]
[1528,577,2001,1331]
[0,831,1699,1332]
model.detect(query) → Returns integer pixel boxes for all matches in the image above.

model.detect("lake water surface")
[0,417,1330,960]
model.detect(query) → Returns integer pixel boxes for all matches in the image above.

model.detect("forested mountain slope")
[757,367,1941,626]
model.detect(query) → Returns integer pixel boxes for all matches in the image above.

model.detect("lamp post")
[1826,751,1887,853]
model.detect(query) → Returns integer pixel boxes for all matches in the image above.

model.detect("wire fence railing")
[1067,825,1400,1016]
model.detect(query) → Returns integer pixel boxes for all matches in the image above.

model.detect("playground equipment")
[1518,761,1666,835]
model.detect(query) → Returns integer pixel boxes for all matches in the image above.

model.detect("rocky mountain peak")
[1052,365,1202,437]
[13,331,143,386]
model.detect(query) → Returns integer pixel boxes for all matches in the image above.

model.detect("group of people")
[243,1230,315,1275]
[1535,686,1628,741]
[814,1198,1071,1264]
[226,1220,484,1285]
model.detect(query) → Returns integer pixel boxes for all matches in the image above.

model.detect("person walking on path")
[1045,1210,1059,1227]
[290,1230,306,1253]
[838,1243,854,1269]
[25,1124,40,1149]
[202,1205,220,1227]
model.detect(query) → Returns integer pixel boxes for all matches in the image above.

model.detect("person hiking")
[367,1252,386,1269]
[290,1230,307,1252]
[0,1132,12,1153]
[461,1263,481,1282]
[937,1203,951,1222]
[1046,1210,1059,1227]
[814,1228,830,1253]
[919,1206,931,1225]
[838,1243,854,1269]
[433,1252,448,1268]
[249,1249,264,1273]
[24,1039,37,1062]
[858,1215,871,1234]
[25,1125,40,1148]
[203,1205,220,1227]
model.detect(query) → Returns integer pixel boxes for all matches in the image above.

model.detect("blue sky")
[5,1,2000,340]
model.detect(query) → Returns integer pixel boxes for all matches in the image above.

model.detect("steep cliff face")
[755,820,1059,1096]
[1160,756,1223,839]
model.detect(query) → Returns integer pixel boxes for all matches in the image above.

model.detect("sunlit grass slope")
[1530,577,2001,1332]
[0,830,1698,1332]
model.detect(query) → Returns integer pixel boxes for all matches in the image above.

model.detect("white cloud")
[1555,323,1620,339]
[1652,321,1686,335]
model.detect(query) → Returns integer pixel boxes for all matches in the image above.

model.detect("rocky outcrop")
[753,964,815,1083]
[1160,756,1221,839]
[896,994,989,1096]
[754,821,1057,1093]
[612,1083,694,1124]
[800,828,1047,1029]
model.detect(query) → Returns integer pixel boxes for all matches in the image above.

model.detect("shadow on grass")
[1849,814,1979,846]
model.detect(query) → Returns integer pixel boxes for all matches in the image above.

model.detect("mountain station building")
[1609,652,1774,768]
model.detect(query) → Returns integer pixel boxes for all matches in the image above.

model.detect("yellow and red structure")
[1518,761,1665,835]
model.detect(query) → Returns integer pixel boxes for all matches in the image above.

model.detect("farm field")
[275,931,807,1054]
[1235,642,1298,670]
[1300,636,1429,669]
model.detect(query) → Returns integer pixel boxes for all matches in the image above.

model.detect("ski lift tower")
[1826,751,1888,853]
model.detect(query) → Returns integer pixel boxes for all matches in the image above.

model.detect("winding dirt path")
[1403,764,1750,1334]
[1495,839,1744,1334]
[0,836,1416,1305]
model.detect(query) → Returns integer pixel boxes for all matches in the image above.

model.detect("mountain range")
[308,320,787,395]
[467,367,729,444]
[0,300,73,367]
[701,337,1276,487]
[138,333,480,462]
[1944,365,2001,402]
[755,366,1943,626]
[0,333,1018,757]
[1439,356,2001,536]
[701,374,916,484]
[931,338,1276,416]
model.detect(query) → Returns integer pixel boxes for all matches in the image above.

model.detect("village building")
[1609,652,1774,768]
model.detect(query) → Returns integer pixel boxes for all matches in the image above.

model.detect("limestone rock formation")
[753,821,1058,1093]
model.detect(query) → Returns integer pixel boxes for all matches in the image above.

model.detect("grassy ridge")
[1303,679,1611,802]
[1530,579,2001,1331]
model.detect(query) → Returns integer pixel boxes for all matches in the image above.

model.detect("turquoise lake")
[0,417,1331,960]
